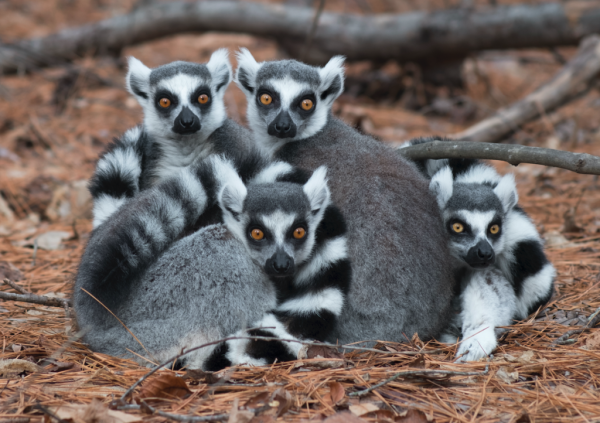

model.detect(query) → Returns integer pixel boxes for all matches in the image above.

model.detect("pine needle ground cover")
[2,1,600,421]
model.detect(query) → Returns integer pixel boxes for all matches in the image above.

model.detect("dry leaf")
[349,403,380,416]
[396,409,430,422]
[517,350,536,364]
[586,331,600,349]
[12,344,22,353]
[137,373,191,403]
[323,411,368,423]
[0,261,24,281]
[183,368,220,384]
[51,400,141,423]
[496,367,519,384]
[555,384,576,396]
[45,361,81,373]
[271,388,292,416]
[243,392,271,410]
[36,231,72,250]
[0,359,42,377]
[229,397,254,423]
[323,381,345,407]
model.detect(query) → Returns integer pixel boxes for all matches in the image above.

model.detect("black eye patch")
[190,86,212,109]
[256,87,280,108]
[292,91,317,118]
[154,90,178,116]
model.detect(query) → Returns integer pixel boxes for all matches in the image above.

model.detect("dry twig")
[398,141,600,175]
[1,278,71,308]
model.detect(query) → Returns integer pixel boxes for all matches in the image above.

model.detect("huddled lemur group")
[75,49,555,369]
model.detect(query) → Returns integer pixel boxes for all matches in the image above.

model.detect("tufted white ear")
[494,173,518,213]
[318,56,345,103]
[218,175,247,222]
[429,166,454,210]
[303,166,330,213]
[234,48,261,96]
[206,48,232,94]
[126,57,152,104]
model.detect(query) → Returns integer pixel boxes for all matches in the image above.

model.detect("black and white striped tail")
[89,127,146,228]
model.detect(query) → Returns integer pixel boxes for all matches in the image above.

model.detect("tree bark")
[2,1,600,73]
[454,35,600,143]
[398,141,600,175]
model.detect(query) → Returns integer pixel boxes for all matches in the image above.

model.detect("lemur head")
[219,167,330,278]
[126,49,232,142]
[234,49,345,151]
[429,165,518,268]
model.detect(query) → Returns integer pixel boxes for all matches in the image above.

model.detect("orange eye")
[489,225,500,235]
[260,94,272,105]
[300,99,314,111]
[452,223,464,233]
[159,98,171,108]
[250,229,264,240]
[293,228,306,239]
[198,94,209,104]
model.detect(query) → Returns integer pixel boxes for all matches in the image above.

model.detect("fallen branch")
[398,141,600,175]
[1,279,71,308]
[2,1,600,73]
[454,35,600,143]
[349,359,491,397]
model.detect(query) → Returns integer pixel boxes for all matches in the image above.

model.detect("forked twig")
[1,279,71,308]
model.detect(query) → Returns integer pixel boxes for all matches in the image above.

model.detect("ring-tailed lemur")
[203,166,350,370]
[90,49,251,228]
[401,139,555,361]
[75,155,350,370]
[233,50,456,343]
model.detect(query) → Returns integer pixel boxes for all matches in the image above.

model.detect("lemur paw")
[455,327,497,362]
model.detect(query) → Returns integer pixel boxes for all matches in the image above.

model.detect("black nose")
[266,250,295,276]
[465,239,495,268]
[477,244,494,261]
[172,107,201,134]
[179,107,195,127]
[268,111,297,138]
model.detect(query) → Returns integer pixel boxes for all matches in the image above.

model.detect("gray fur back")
[76,224,275,366]
[276,117,456,344]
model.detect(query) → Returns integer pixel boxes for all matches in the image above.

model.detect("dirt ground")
[2,1,600,422]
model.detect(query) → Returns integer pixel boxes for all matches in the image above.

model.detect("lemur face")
[430,166,518,268]
[234,49,345,151]
[126,49,231,142]
[219,167,330,279]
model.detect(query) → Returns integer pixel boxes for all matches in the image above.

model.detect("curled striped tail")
[89,126,146,228]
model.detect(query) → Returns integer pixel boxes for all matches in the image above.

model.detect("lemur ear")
[494,174,518,213]
[318,56,345,102]
[206,48,232,94]
[218,177,247,221]
[126,57,151,103]
[429,166,453,210]
[235,48,260,95]
[303,166,330,214]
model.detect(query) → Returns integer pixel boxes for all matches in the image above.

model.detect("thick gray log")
[2,1,600,73]
[398,141,600,175]
[454,35,600,143]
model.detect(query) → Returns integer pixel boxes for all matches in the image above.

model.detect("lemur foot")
[455,326,497,362]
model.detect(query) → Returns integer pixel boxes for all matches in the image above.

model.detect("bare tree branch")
[2,1,600,73]
[398,141,600,175]
[454,35,600,143]
[1,279,71,308]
